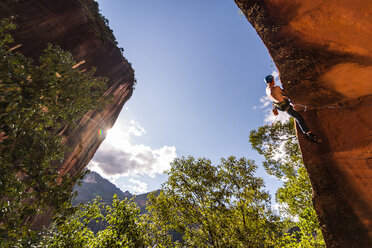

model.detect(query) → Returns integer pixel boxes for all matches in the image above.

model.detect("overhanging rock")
[235,0,372,247]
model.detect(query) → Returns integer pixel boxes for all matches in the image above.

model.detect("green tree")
[36,120,325,248]
[249,119,325,247]
[39,196,147,248]
[0,18,108,245]
[145,156,283,247]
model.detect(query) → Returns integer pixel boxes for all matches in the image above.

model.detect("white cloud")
[88,119,177,179]
[263,107,290,124]
[259,95,271,108]
[128,178,148,194]
[272,70,279,80]
[254,94,290,124]
[272,202,281,213]
[253,95,270,110]
[272,202,299,222]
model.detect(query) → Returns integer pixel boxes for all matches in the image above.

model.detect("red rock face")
[1,0,134,227]
[235,0,372,247]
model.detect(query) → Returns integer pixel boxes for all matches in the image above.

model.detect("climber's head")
[265,75,274,84]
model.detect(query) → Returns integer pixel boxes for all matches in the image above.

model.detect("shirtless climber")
[265,75,321,143]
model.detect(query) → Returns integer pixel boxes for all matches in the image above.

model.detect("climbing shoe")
[306,132,322,143]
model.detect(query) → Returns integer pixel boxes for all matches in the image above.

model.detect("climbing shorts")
[273,99,291,111]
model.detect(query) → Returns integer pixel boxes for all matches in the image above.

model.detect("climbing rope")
[271,115,278,126]
[292,102,344,112]
[293,100,372,112]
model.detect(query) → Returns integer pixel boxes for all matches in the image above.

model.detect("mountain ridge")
[73,171,158,213]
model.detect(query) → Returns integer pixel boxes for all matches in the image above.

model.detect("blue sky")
[89,0,285,196]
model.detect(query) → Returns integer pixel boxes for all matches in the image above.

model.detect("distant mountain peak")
[123,190,131,196]
[73,171,128,204]
[83,172,97,183]
[73,171,159,215]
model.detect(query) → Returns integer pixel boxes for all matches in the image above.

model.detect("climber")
[264,75,321,143]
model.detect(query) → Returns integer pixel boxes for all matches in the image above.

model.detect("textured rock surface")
[1,0,135,228]
[235,0,372,247]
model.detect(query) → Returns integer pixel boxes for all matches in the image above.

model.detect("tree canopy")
[145,156,282,247]
[38,196,147,248]
[250,119,325,247]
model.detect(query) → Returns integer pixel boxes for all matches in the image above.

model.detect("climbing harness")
[273,99,291,111]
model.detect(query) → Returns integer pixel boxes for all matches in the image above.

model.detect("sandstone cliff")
[0,0,135,227]
[235,0,372,247]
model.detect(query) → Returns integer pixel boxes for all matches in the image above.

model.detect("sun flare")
[104,125,127,148]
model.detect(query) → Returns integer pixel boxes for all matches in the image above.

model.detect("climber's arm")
[272,107,278,116]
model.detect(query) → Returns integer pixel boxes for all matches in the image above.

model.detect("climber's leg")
[286,106,322,143]
[286,106,310,134]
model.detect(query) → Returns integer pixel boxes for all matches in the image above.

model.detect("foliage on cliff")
[0,18,108,245]
[79,0,116,44]
[79,0,125,54]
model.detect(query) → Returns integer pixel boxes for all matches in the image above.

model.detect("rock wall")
[235,0,372,247]
[0,0,135,228]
